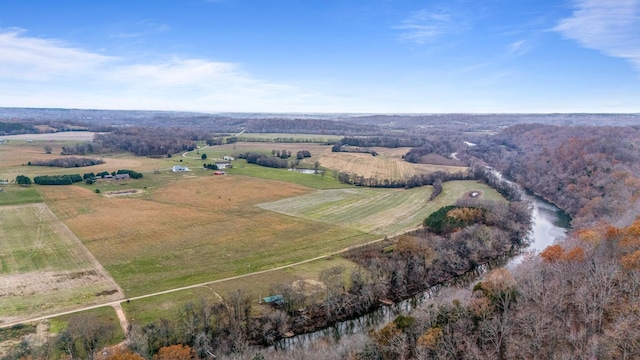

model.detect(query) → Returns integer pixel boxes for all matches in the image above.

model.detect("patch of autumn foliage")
[621,250,640,270]
[547,218,640,268]
[417,327,444,349]
[153,344,194,360]
[540,245,585,263]
[446,207,485,222]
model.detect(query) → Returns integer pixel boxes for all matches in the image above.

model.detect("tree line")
[333,170,471,189]
[28,157,104,168]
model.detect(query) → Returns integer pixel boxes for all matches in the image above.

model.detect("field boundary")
[0,203,125,325]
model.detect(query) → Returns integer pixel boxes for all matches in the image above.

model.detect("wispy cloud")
[554,0,640,70]
[0,29,333,112]
[507,39,529,56]
[109,19,170,39]
[395,9,457,45]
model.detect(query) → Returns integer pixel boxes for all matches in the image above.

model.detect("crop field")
[0,204,123,324]
[318,147,468,180]
[41,175,377,297]
[259,180,502,236]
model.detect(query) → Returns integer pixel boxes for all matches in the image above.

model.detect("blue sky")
[0,0,639,113]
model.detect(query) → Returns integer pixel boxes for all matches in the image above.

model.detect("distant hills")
[0,107,638,135]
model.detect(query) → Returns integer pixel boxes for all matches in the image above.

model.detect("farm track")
[0,234,395,330]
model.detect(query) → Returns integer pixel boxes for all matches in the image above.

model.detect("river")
[276,169,570,349]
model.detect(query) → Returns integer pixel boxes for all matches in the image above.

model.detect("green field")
[228,161,347,189]
[0,204,122,324]
[0,186,42,206]
[0,204,94,273]
[259,180,503,236]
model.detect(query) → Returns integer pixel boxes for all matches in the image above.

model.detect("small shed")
[223,156,235,161]
[114,174,130,180]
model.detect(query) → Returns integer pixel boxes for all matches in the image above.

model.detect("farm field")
[0,204,123,324]
[0,186,42,206]
[259,180,503,236]
[0,136,506,330]
[41,175,378,297]
[0,138,170,181]
[318,147,469,180]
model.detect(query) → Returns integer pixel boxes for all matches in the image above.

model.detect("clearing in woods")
[0,203,123,325]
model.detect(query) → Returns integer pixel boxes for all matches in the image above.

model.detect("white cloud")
[554,0,640,70]
[395,9,457,45]
[0,29,342,112]
[0,28,113,80]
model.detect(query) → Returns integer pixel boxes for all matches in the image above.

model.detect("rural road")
[0,234,396,330]
[181,144,209,158]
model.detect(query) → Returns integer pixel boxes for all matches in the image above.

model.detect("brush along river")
[275,169,570,350]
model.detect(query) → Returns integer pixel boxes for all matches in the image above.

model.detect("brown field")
[0,139,168,181]
[318,147,468,180]
[41,175,375,297]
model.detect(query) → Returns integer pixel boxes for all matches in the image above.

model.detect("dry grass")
[42,175,376,297]
[318,147,468,180]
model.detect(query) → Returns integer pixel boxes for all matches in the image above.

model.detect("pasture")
[318,147,469,180]
[0,186,42,206]
[41,175,377,297]
[259,180,502,236]
[0,204,123,324]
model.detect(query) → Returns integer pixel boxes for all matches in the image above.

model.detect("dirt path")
[112,303,129,335]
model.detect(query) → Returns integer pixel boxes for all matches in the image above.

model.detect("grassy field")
[259,180,503,236]
[228,161,347,189]
[42,175,377,297]
[318,147,469,180]
[0,204,122,324]
[121,256,357,324]
[0,186,42,206]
